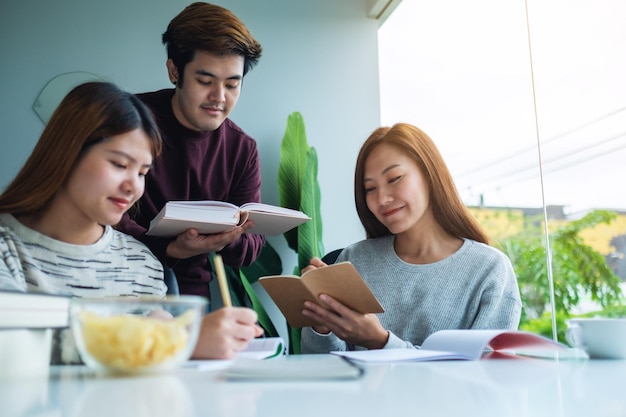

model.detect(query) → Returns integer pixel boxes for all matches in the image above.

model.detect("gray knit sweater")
[301,236,522,353]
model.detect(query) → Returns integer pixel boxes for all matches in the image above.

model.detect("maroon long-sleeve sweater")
[117,89,265,297]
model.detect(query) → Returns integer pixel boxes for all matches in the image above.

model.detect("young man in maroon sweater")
[117,3,267,356]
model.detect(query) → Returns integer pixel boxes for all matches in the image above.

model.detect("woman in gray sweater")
[301,123,522,353]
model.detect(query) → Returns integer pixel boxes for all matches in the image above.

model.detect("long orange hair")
[354,123,489,244]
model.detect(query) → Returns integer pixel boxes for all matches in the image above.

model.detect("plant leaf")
[240,242,283,283]
[275,111,325,354]
[278,112,307,251]
[296,146,325,269]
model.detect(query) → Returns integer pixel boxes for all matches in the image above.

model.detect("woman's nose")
[121,174,142,196]
[377,187,393,205]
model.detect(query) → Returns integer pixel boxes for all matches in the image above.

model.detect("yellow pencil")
[213,254,232,307]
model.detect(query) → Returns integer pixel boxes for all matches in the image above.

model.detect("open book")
[183,337,286,371]
[0,290,69,329]
[332,330,568,362]
[235,337,286,359]
[146,200,311,237]
[258,262,384,328]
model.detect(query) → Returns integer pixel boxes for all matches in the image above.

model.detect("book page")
[166,200,238,208]
[146,201,241,237]
[236,337,285,359]
[165,206,240,224]
[148,200,309,237]
[182,338,286,371]
[332,330,568,363]
[147,218,239,237]
[244,210,310,235]
[421,330,567,361]
[420,330,503,360]
[240,202,310,217]
[332,348,471,363]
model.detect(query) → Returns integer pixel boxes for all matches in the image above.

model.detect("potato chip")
[79,310,196,371]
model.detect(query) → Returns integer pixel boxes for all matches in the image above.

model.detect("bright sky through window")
[378,0,626,213]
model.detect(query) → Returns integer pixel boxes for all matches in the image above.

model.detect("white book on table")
[0,290,69,329]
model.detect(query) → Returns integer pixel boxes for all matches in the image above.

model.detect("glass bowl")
[69,295,207,374]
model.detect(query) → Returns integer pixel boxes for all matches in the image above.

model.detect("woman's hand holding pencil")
[190,254,264,359]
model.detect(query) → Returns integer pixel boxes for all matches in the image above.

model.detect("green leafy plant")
[278,112,325,273]
[228,112,324,353]
[276,112,325,353]
[519,311,569,344]
[496,209,624,337]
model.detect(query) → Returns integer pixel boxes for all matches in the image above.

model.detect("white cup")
[566,318,626,359]
[0,329,52,379]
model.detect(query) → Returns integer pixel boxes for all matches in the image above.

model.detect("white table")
[2,355,626,417]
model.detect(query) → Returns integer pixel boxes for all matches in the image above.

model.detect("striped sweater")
[0,213,166,363]
[0,213,165,297]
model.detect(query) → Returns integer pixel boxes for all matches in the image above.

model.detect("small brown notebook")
[258,262,384,328]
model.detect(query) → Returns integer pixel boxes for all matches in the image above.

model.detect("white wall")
[0,0,382,273]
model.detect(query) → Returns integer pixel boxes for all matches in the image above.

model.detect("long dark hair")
[0,81,162,215]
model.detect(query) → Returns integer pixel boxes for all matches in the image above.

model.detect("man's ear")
[166,59,179,86]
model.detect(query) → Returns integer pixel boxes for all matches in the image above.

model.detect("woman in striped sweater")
[0,82,261,362]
